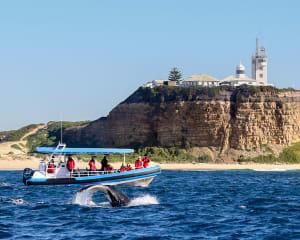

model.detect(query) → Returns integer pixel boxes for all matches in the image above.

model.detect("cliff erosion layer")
[64,86,300,155]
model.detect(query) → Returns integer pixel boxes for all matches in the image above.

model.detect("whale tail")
[77,185,130,207]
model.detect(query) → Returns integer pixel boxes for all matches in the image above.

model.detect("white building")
[252,38,268,85]
[181,74,219,87]
[143,79,168,88]
[220,63,260,87]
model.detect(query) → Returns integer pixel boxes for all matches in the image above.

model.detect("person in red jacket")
[104,165,114,172]
[66,156,75,172]
[135,156,143,169]
[142,154,151,168]
[119,164,126,172]
[88,157,97,171]
[47,159,56,174]
[126,164,132,171]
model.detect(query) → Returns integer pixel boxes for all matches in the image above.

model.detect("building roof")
[184,74,219,82]
[221,75,256,82]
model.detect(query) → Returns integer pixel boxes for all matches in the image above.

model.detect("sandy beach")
[1,157,300,171]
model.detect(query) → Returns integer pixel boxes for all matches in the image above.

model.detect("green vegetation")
[0,124,41,142]
[26,121,89,153]
[70,147,200,164]
[239,142,300,163]
[168,67,182,82]
[124,85,282,104]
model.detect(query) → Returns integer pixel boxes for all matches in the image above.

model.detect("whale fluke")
[78,185,130,207]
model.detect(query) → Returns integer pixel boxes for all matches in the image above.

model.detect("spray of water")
[73,187,159,208]
[73,188,96,206]
[127,194,159,207]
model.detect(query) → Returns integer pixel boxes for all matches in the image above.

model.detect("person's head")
[50,159,54,164]
[68,155,73,160]
[138,156,142,160]
[144,154,148,157]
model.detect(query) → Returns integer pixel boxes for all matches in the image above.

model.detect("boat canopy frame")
[36,146,135,155]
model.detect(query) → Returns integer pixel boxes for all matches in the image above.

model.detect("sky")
[1,0,300,130]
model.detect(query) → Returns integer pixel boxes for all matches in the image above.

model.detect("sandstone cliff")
[64,86,300,160]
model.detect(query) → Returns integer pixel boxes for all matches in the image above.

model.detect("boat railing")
[70,169,118,177]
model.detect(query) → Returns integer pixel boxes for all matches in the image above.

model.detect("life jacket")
[47,164,56,174]
[119,166,126,172]
[105,165,113,171]
[67,159,75,171]
[126,164,132,171]
[135,159,143,169]
[142,157,150,168]
[88,160,97,171]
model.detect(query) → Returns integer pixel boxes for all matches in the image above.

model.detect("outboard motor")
[23,168,34,185]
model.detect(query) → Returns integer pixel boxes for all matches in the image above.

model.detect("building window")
[260,74,263,78]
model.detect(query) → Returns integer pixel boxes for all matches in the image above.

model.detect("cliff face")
[64,86,300,154]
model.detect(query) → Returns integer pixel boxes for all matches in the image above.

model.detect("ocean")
[1,170,300,239]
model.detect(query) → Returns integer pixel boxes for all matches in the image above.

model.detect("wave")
[0,182,12,188]
[252,169,289,172]
[127,194,159,207]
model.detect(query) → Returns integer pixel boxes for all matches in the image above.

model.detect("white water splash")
[11,198,26,205]
[73,187,159,208]
[253,169,288,172]
[127,194,159,207]
[73,188,96,207]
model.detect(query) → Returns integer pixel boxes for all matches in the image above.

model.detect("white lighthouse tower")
[252,38,268,85]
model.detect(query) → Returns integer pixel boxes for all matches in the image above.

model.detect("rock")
[64,86,300,160]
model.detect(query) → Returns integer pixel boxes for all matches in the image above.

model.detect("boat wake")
[72,186,159,208]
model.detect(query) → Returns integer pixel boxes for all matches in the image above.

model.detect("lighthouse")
[252,38,268,85]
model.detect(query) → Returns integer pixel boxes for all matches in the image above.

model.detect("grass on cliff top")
[0,124,42,142]
[240,142,300,163]
[123,85,282,104]
[26,121,90,153]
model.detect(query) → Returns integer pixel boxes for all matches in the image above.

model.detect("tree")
[168,67,182,82]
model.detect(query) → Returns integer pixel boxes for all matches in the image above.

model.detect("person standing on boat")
[101,155,108,171]
[39,158,47,173]
[142,154,151,168]
[88,157,97,171]
[135,156,143,169]
[66,156,75,172]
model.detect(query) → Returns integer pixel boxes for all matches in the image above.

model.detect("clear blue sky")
[1,0,300,130]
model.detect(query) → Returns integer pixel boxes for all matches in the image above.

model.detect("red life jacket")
[47,164,56,173]
[135,159,143,169]
[67,159,75,171]
[88,160,97,171]
[142,157,150,168]
[126,164,132,171]
[105,165,113,171]
[119,166,126,172]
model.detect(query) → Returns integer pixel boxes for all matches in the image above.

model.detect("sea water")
[1,170,300,239]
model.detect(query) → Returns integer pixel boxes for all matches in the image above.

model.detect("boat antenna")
[60,113,63,144]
